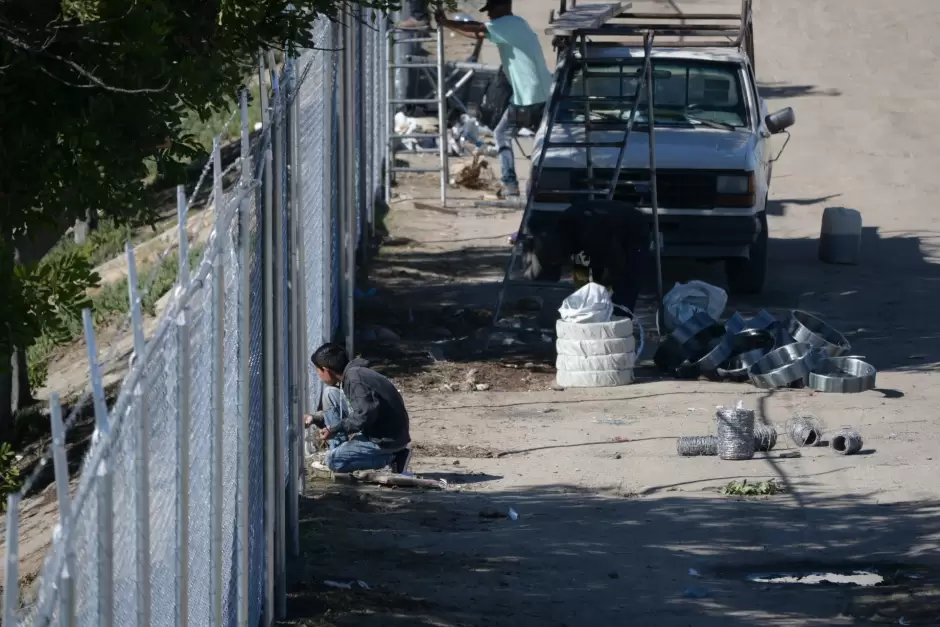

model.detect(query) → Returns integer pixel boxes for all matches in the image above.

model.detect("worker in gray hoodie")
[304,343,412,474]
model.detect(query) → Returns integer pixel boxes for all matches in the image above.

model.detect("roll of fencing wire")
[716,404,756,460]
[754,423,778,452]
[677,436,718,457]
[830,427,863,455]
[788,413,824,447]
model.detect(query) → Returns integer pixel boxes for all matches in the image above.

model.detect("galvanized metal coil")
[754,423,777,452]
[748,343,824,389]
[788,413,824,447]
[808,357,877,394]
[676,436,718,457]
[788,310,851,357]
[830,428,863,455]
[716,405,755,460]
[717,328,776,381]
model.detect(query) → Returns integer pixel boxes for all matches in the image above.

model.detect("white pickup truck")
[523,3,794,294]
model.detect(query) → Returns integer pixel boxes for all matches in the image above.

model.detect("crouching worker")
[304,343,412,474]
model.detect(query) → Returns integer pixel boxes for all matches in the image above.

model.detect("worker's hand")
[317,426,332,441]
[304,411,324,428]
[434,9,447,25]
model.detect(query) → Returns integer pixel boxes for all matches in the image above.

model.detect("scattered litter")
[475,383,491,391]
[682,587,712,599]
[449,153,493,189]
[508,508,519,521]
[324,580,370,590]
[662,281,727,332]
[611,436,629,443]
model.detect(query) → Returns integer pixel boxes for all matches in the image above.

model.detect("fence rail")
[2,10,389,627]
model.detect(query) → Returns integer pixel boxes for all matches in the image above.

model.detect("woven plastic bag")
[662,280,727,331]
[558,283,613,324]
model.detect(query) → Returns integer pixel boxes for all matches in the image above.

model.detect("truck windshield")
[559,59,749,129]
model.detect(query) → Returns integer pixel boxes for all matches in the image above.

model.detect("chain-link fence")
[3,9,390,627]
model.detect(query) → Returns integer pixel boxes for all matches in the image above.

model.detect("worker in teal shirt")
[438,0,553,198]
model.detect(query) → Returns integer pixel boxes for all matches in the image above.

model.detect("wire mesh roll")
[677,436,718,457]
[754,423,777,452]
[830,428,863,455]
[716,405,756,460]
[788,413,824,447]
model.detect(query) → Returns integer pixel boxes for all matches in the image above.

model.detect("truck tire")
[725,210,768,294]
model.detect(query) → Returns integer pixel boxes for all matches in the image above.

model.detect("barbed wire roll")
[830,428,863,455]
[716,404,755,460]
[788,413,824,447]
[677,436,718,457]
[754,423,777,452]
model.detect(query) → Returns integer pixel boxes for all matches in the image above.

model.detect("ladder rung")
[540,189,611,195]
[619,11,742,20]
[391,133,440,140]
[389,63,439,69]
[545,141,625,149]
[393,37,438,44]
[389,98,439,105]
[609,23,740,31]
[390,166,443,173]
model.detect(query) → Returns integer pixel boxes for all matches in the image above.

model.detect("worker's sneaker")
[310,460,330,472]
[390,448,413,474]
[395,17,430,29]
[498,185,520,199]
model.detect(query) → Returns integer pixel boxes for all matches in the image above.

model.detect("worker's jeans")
[320,386,397,473]
[494,103,546,190]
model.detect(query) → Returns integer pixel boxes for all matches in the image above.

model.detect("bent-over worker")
[304,343,412,474]
[437,0,552,198]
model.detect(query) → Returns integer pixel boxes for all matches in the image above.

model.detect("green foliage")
[26,243,205,391]
[0,442,22,511]
[720,478,783,497]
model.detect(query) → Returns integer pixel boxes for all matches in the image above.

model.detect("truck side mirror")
[765,107,796,134]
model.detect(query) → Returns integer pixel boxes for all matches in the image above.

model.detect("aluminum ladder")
[385,21,487,206]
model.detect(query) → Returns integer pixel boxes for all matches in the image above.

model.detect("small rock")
[475,383,491,391]
[453,459,461,466]
[613,453,622,460]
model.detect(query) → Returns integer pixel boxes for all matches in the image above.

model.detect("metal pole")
[356,11,369,266]
[174,184,191,627]
[210,139,225,626]
[2,493,20,627]
[81,308,115,627]
[259,51,276,627]
[436,21,448,206]
[644,32,665,330]
[127,241,153,627]
[50,394,77,627]
[285,59,301,556]
[268,49,288,621]
[236,88,252,627]
[385,27,394,204]
[342,16,356,357]
[323,25,336,341]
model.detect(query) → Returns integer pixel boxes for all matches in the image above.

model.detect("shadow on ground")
[758,82,844,99]
[280,481,940,626]
[360,215,940,381]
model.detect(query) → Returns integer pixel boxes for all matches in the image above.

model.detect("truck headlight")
[716,173,756,208]
[716,175,753,194]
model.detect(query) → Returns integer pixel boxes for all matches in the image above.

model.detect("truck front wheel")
[725,211,768,294]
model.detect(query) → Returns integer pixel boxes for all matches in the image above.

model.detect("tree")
[0,0,400,439]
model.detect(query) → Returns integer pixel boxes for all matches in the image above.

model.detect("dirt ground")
[284,1,940,625]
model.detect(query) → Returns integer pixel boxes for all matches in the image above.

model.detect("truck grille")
[573,169,718,209]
